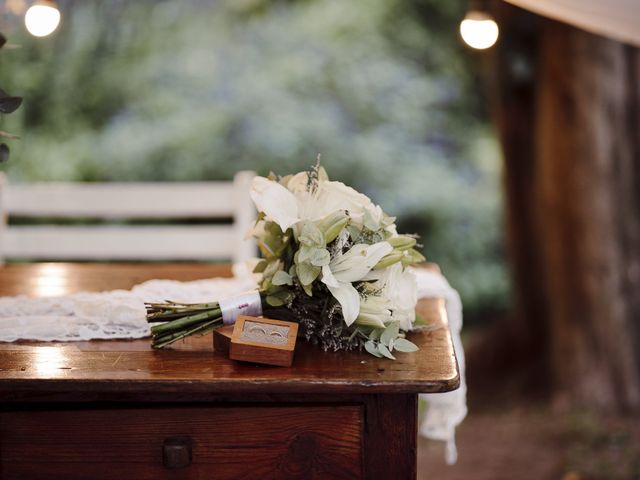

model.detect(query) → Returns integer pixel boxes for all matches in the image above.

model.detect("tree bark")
[480,5,550,394]
[491,4,640,411]
[535,20,640,411]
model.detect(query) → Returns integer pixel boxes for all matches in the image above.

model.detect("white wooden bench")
[0,171,256,264]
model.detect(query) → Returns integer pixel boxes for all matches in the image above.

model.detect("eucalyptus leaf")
[308,247,330,267]
[378,343,396,360]
[368,328,382,341]
[263,260,281,279]
[380,321,400,346]
[347,225,362,242]
[296,262,320,285]
[393,338,419,352]
[252,259,268,273]
[299,221,324,247]
[364,341,383,358]
[266,295,285,307]
[272,270,293,286]
[297,245,311,263]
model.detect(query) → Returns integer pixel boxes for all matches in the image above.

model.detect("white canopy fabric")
[504,0,640,47]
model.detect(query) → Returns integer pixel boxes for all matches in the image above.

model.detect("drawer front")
[0,405,362,479]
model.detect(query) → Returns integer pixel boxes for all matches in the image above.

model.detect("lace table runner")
[0,265,466,464]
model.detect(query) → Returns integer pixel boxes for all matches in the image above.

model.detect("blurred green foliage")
[0,0,509,316]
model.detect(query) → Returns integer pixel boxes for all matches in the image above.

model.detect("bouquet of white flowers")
[147,163,426,359]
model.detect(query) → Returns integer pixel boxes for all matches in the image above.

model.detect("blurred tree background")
[0,0,507,320]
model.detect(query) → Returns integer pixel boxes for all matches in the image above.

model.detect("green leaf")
[265,221,283,236]
[368,328,382,341]
[299,221,325,247]
[263,260,281,279]
[302,282,313,297]
[272,270,293,286]
[308,247,330,267]
[364,341,383,358]
[347,224,362,242]
[394,338,419,353]
[252,259,268,273]
[266,295,285,307]
[380,321,400,346]
[296,245,311,263]
[296,262,320,286]
[378,343,396,360]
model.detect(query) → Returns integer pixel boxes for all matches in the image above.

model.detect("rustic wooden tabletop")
[0,263,460,399]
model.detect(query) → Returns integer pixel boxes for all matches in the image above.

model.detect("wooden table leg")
[363,394,417,479]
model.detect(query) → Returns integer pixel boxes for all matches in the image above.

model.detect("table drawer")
[0,404,363,479]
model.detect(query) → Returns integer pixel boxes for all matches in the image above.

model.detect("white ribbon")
[219,291,263,325]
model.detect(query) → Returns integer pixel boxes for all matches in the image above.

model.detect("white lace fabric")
[0,264,467,463]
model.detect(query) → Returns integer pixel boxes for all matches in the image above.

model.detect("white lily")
[363,263,418,331]
[250,177,301,232]
[356,295,392,328]
[320,241,393,326]
[250,175,377,233]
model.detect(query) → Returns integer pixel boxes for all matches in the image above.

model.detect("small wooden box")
[230,316,298,367]
[212,325,234,355]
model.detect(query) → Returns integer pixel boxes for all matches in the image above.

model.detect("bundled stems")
[146,302,224,349]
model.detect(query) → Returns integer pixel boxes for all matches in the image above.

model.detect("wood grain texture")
[0,404,363,480]
[0,263,460,399]
[364,394,417,479]
[213,325,234,356]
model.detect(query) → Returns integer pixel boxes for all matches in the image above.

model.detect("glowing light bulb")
[24,2,61,37]
[460,11,499,50]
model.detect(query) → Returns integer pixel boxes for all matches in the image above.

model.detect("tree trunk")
[491,4,640,411]
[477,5,551,397]
[535,20,640,411]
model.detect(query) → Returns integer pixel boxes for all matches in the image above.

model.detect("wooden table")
[0,263,459,480]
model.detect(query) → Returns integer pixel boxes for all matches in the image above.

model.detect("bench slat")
[4,183,236,218]
[4,226,242,260]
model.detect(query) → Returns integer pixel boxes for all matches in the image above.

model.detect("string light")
[460,3,499,50]
[24,0,61,37]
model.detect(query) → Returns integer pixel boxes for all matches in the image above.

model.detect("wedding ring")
[248,326,267,336]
